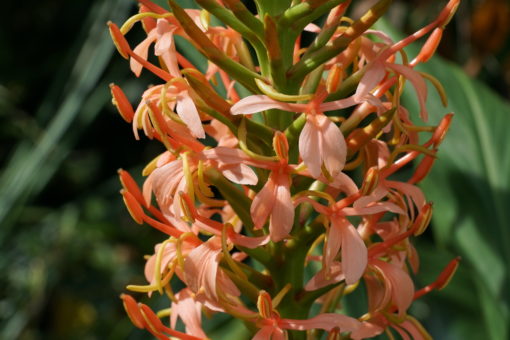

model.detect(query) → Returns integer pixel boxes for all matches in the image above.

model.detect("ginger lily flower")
[250,132,294,242]
[252,291,382,340]
[231,87,356,178]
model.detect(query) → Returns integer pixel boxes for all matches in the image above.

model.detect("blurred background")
[0,0,508,339]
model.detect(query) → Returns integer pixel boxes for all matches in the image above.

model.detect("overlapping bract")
[109,1,460,339]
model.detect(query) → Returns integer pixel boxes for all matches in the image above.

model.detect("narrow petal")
[373,259,414,317]
[130,31,158,77]
[269,173,294,242]
[176,91,205,138]
[329,172,358,195]
[251,178,276,229]
[221,164,258,185]
[230,95,302,115]
[341,222,368,285]
[354,61,386,102]
[317,115,346,176]
[184,237,222,301]
[299,118,322,178]
[281,313,361,333]
[304,262,345,291]
[170,288,207,338]
[387,63,428,121]
[324,219,343,270]
[252,326,276,340]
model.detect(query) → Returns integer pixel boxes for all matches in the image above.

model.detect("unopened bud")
[120,294,145,329]
[413,202,433,236]
[118,169,144,202]
[415,28,443,64]
[346,108,396,157]
[326,327,341,340]
[440,0,460,28]
[436,256,461,290]
[273,131,289,161]
[108,21,130,59]
[432,113,453,147]
[110,84,134,123]
[257,291,274,319]
[121,189,144,224]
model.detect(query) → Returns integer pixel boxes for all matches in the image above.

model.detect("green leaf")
[375,18,510,340]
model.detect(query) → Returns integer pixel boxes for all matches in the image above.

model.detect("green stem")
[255,0,293,16]
[168,0,263,93]
[287,0,393,83]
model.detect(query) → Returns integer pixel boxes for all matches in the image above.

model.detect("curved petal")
[317,115,346,176]
[130,30,158,77]
[299,118,322,178]
[252,326,276,340]
[386,63,428,121]
[373,259,414,317]
[176,91,205,139]
[230,95,302,115]
[184,237,222,301]
[304,262,344,291]
[281,313,361,333]
[221,164,258,185]
[354,61,386,102]
[269,173,294,242]
[341,223,368,285]
[170,288,207,338]
[251,177,276,229]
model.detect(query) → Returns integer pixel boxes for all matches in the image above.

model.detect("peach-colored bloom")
[120,294,205,340]
[231,89,357,178]
[171,288,208,338]
[252,291,382,340]
[183,237,240,307]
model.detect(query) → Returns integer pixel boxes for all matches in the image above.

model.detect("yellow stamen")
[197,160,214,197]
[199,10,210,31]
[255,78,313,102]
[238,118,279,161]
[343,280,360,294]
[305,234,325,266]
[142,154,161,176]
[156,308,172,319]
[160,82,185,123]
[388,144,436,165]
[221,224,248,280]
[293,190,336,206]
[419,71,448,107]
[272,283,292,308]
[154,238,173,294]
[120,12,173,34]
[343,150,364,171]
[182,152,195,203]
[176,233,195,276]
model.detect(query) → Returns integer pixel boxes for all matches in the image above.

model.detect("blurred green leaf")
[376,18,510,340]
[0,0,132,237]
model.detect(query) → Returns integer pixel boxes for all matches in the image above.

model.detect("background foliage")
[0,0,508,339]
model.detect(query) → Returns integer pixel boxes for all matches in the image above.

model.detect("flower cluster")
[109,0,460,339]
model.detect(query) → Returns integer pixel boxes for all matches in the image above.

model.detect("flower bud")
[110,84,134,123]
[413,202,433,236]
[121,189,144,224]
[108,21,130,59]
[273,131,289,161]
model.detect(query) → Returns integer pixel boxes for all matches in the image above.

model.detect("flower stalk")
[109,1,461,339]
